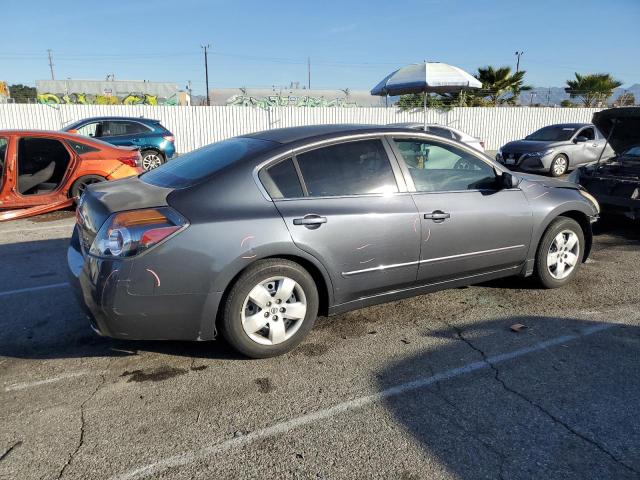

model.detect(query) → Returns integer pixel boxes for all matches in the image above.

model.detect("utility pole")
[307,57,311,90]
[47,49,55,80]
[514,51,524,72]
[201,44,211,106]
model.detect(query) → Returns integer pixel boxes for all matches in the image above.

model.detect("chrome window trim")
[342,244,525,276]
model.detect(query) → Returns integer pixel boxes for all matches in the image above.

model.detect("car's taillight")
[117,151,142,167]
[163,135,175,143]
[89,208,187,258]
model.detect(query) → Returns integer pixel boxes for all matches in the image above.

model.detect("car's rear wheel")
[221,259,319,358]
[534,217,584,288]
[549,154,569,177]
[70,175,105,202]
[141,150,165,171]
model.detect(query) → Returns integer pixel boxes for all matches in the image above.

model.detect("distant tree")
[396,92,451,111]
[560,99,576,108]
[473,66,531,106]
[617,92,636,106]
[565,73,622,107]
[8,84,37,103]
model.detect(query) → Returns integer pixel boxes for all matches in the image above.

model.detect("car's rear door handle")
[293,215,327,229]
[424,210,450,223]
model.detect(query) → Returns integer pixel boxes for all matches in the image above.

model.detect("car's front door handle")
[424,210,450,223]
[293,215,327,229]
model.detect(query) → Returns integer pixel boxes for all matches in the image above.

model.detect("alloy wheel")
[241,276,307,346]
[553,157,567,176]
[547,229,580,280]
[142,153,162,170]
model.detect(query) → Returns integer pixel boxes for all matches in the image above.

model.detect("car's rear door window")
[263,158,303,198]
[103,121,150,136]
[393,138,496,192]
[295,139,398,197]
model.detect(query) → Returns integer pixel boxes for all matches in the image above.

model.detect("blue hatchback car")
[64,116,176,170]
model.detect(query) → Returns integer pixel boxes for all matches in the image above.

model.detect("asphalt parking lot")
[1,211,639,480]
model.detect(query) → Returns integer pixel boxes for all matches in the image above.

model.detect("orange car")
[0,130,142,221]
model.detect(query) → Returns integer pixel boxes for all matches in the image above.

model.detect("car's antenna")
[594,119,619,172]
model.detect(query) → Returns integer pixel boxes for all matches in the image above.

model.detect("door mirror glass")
[574,136,588,143]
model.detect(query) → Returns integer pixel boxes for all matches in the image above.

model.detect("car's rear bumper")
[67,227,221,341]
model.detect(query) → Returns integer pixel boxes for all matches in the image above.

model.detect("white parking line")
[0,282,69,298]
[0,223,75,236]
[111,322,614,480]
[4,371,88,392]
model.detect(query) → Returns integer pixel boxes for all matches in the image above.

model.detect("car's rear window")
[141,137,274,188]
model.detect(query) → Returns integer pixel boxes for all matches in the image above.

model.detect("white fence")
[0,104,601,152]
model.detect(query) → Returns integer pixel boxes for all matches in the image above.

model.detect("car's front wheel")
[534,217,584,288]
[549,154,569,177]
[221,259,319,358]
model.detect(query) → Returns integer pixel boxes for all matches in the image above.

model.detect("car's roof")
[241,124,418,145]
[0,129,88,137]
[67,116,160,123]
[544,123,592,128]
[0,129,126,149]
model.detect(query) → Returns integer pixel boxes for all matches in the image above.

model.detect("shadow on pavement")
[377,316,640,480]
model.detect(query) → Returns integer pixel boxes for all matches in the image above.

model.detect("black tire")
[534,217,584,289]
[549,154,569,177]
[140,150,165,171]
[221,259,319,358]
[70,175,105,202]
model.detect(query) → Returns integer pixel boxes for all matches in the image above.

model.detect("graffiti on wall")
[36,92,179,106]
[226,94,357,109]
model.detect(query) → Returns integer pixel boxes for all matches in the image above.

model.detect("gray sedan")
[68,125,600,358]
[497,123,615,177]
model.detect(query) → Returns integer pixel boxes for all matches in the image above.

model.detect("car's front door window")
[76,122,101,138]
[393,139,496,192]
[578,127,595,141]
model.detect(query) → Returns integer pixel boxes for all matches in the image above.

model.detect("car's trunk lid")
[76,175,172,254]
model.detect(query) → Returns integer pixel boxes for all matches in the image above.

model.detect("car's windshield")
[141,137,275,189]
[622,146,640,157]
[526,125,577,142]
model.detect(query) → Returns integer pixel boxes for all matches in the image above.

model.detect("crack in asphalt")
[438,316,639,477]
[0,440,22,462]
[56,373,106,480]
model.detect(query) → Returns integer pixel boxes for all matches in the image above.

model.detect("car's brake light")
[117,151,142,167]
[163,135,175,142]
[90,208,187,257]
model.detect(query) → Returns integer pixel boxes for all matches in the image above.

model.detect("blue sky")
[3,0,639,94]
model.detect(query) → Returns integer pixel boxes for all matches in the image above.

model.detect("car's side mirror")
[67,129,78,134]
[498,171,519,189]
[574,136,588,143]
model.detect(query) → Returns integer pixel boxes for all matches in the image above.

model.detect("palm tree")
[474,66,531,106]
[565,73,622,107]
